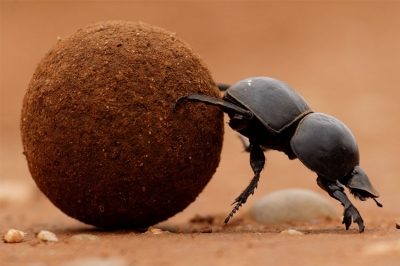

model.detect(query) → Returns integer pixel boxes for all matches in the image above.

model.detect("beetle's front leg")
[224,144,265,224]
[316,176,364,233]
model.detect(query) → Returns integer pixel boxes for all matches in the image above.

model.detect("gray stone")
[249,189,338,224]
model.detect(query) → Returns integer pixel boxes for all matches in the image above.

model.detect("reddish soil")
[1,2,399,265]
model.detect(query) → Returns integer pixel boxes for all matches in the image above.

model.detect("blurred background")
[1,1,399,226]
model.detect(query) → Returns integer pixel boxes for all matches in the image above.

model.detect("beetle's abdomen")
[225,77,312,134]
[291,113,360,180]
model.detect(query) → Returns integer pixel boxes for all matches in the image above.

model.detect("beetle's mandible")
[174,77,382,233]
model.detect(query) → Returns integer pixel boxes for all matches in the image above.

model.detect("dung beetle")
[174,76,382,233]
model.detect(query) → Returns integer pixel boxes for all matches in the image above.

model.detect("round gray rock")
[249,189,338,224]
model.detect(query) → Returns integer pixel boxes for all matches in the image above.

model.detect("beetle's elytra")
[174,76,382,233]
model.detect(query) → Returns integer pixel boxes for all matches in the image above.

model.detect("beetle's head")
[228,113,252,131]
[223,94,254,131]
[339,166,382,207]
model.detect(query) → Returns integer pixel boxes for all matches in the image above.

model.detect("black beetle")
[174,76,382,233]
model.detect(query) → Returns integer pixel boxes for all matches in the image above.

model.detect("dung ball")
[21,21,224,228]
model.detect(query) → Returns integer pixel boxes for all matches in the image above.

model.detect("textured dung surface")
[20,21,224,228]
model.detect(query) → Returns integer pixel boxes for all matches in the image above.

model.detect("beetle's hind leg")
[316,176,365,233]
[224,144,265,224]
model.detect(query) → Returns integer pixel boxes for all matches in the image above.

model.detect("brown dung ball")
[21,21,224,228]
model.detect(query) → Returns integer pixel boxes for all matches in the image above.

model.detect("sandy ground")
[1,2,400,265]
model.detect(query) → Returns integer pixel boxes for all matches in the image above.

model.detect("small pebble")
[69,234,101,242]
[3,229,25,243]
[37,230,58,242]
[280,229,304,235]
[145,227,170,235]
[149,228,163,235]
[396,222,400,229]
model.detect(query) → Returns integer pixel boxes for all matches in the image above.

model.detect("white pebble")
[148,228,163,235]
[144,226,170,235]
[3,229,25,243]
[249,189,337,224]
[37,230,58,242]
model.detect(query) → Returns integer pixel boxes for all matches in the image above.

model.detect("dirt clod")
[189,214,215,225]
[199,227,213,233]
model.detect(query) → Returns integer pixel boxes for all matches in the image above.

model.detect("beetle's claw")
[342,205,364,233]
[224,194,250,224]
[173,95,189,112]
[373,198,383,207]
[224,184,255,224]
[342,208,352,230]
[224,200,243,224]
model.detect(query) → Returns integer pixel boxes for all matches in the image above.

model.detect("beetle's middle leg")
[316,175,365,233]
[237,134,269,153]
[224,144,265,224]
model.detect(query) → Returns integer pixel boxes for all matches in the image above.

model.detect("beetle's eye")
[228,114,250,131]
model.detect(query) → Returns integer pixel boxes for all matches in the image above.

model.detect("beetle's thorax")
[232,113,302,160]
[223,77,313,135]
